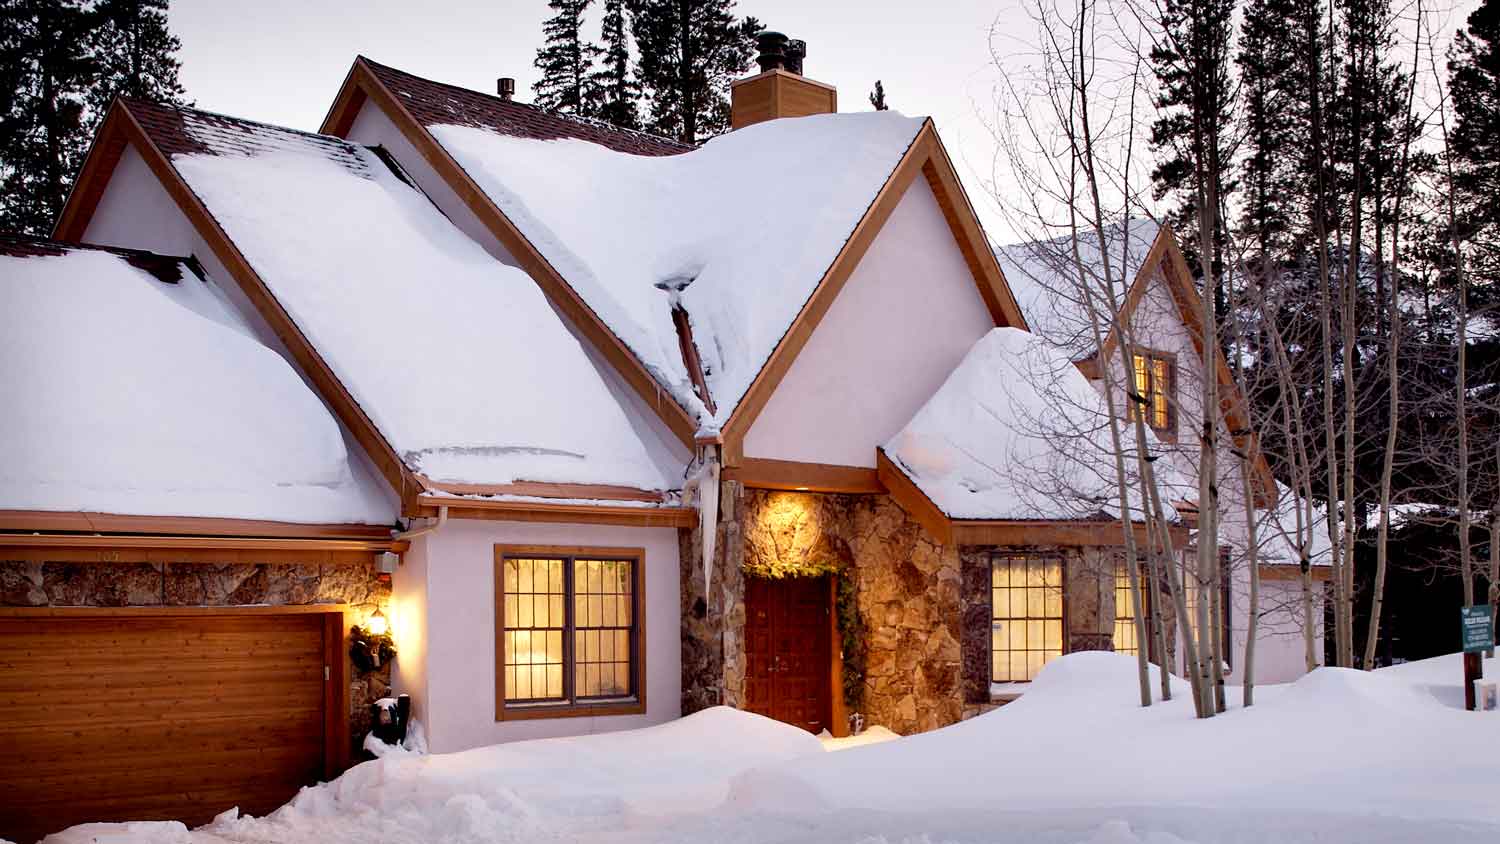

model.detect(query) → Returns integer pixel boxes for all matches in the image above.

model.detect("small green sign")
[1461,606,1494,653]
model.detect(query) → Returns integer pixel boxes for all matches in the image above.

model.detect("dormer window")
[1129,351,1175,436]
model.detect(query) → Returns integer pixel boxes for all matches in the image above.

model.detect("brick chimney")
[730,32,837,130]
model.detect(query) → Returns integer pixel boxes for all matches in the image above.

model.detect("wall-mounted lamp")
[367,607,389,637]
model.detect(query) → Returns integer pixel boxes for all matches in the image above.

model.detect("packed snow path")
[40,653,1500,844]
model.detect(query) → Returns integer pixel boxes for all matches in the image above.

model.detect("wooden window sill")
[498,698,644,721]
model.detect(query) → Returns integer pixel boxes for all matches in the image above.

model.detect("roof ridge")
[356,56,694,153]
[121,97,358,149]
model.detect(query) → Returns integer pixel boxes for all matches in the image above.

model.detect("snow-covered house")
[0,41,1306,840]
[997,219,1332,684]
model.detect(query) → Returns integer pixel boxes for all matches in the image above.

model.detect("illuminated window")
[496,547,642,716]
[1129,352,1174,434]
[990,554,1064,682]
[1114,562,1142,657]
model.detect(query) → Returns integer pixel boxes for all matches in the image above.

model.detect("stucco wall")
[1095,269,1323,684]
[741,178,996,468]
[401,517,682,754]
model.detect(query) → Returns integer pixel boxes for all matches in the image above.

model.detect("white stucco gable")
[741,178,996,468]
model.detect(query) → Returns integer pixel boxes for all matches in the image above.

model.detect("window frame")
[1127,348,1178,439]
[493,544,647,721]
[987,552,1068,686]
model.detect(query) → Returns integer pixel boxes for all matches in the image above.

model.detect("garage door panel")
[0,610,336,844]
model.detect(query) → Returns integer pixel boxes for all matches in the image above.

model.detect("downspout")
[393,505,448,542]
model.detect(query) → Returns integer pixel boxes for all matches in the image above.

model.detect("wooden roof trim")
[53,102,131,241]
[717,124,1031,464]
[0,510,393,539]
[51,101,421,514]
[0,533,405,554]
[322,58,700,449]
[415,475,669,503]
[875,448,954,543]
[1097,225,1278,507]
[717,125,931,465]
[1260,563,1332,582]
[722,457,883,494]
[413,494,696,528]
[951,518,1188,548]
[918,129,1029,331]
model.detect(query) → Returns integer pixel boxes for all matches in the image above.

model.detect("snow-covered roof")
[429,111,926,428]
[995,218,1162,359]
[885,327,1185,521]
[150,104,673,491]
[0,240,393,524]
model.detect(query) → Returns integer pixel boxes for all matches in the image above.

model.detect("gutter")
[393,505,448,542]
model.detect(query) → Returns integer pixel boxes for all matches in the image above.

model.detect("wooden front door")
[0,608,341,844]
[744,575,831,733]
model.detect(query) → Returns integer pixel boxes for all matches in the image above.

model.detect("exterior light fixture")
[366,607,389,637]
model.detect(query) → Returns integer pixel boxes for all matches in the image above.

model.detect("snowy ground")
[40,652,1500,844]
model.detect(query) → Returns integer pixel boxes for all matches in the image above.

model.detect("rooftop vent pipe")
[497,77,515,101]
[756,31,788,73]
[784,39,806,75]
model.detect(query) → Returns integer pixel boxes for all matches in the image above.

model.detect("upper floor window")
[1129,351,1175,436]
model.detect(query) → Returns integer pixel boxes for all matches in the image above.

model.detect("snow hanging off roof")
[0,249,393,524]
[885,327,1186,521]
[169,113,672,490]
[996,218,1162,359]
[430,111,926,427]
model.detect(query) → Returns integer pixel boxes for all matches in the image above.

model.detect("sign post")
[1461,606,1493,711]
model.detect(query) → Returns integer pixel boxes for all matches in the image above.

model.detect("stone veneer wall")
[958,546,1118,716]
[682,485,964,735]
[0,559,391,759]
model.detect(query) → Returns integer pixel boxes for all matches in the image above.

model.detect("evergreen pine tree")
[869,80,887,111]
[1148,0,1237,316]
[533,0,603,116]
[1237,0,1309,265]
[593,0,639,129]
[1450,0,1500,293]
[628,0,761,144]
[85,0,188,119]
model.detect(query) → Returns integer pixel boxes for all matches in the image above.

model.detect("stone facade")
[0,558,391,759]
[682,483,1133,737]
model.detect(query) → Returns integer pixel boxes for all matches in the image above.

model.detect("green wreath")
[349,624,397,673]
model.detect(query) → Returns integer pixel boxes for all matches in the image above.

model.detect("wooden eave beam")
[1260,563,1332,582]
[0,510,394,540]
[721,457,883,494]
[413,494,696,528]
[0,534,405,565]
[874,448,954,543]
[54,101,423,516]
[950,518,1186,549]
[53,102,130,241]
[324,59,700,450]
[415,476,669,503]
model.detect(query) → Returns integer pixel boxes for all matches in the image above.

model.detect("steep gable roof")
[0,234,394,526]
[320,58,1028,461]
[997,221,1278,505]
[54,99,686,519]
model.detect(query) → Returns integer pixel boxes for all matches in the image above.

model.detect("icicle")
[700,448,721,599]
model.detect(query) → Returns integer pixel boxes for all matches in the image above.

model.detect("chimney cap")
[784,39,806,75]
[756,31,789,73]
[497,77,516,101]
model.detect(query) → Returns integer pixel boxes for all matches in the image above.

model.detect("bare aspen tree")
[1364,0,1423,670]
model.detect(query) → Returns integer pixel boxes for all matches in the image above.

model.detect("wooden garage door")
[0,608,341,844]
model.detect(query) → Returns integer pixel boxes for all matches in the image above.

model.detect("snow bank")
[996,218,1162,358]
[729,650,1500,826]
[171,115,671,490]
[432,112,925,426]
[0,249,392,524]
[885,327,1186,520]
